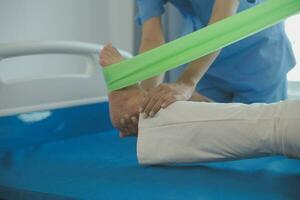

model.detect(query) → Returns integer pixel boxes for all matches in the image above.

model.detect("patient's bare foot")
[100,44,145,135]
[99,43,124,66]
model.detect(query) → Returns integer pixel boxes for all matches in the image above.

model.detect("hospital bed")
[0,41,299,200]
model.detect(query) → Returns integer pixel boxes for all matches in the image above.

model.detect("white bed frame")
[1,41,299,117]
[0,41,132,117]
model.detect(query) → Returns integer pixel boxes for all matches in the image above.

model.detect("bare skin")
[100,44,146,135]
[99,44,212,136]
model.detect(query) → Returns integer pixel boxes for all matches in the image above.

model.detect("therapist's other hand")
[118,114,139,138]
[140,82,194,118]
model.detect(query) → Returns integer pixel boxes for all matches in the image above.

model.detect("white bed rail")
[0,41,132,83]
[0,41,132,116]
[0,41,132,59]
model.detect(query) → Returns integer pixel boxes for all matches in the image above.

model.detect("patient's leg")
[100,44,300,164]
[137,100,300,165]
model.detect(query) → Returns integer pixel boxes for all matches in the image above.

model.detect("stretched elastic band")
[104,0,300,91]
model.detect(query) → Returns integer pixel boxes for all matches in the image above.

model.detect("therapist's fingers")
[131,116,139,126]
[161,96,177,109]
[140,89,156,113]
[124,118,134,135]
[125,114,137,134]
[119,115,138,137]
[120,118,131,135]
[143,93,163,118]
[140,87,161,113]
[146,87,167,116]
[149,98,165,117]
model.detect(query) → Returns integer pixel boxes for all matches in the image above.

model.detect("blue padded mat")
[0,102,300,200]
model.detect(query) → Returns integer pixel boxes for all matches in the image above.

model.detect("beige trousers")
[137,100,300,165]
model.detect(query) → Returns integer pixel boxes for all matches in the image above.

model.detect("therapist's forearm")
[177,52,220,87]
[139,38,165,90]
[139,18,165,90]
[177,0,240,87]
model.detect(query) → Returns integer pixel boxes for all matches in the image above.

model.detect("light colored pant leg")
[137,100,300,165]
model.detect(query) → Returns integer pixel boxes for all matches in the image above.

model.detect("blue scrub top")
[136,0,296,103]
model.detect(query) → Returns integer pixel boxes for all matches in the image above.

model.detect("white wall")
[286,14,300,81]
[0,0,134,115]
[0,0,134,94]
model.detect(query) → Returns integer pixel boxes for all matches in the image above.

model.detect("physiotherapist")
[119,0,296,135]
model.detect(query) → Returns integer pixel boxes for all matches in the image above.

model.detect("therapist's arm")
[141,0,240,118]
[117,16,166,136]
[177,0,240,87]
[139,17,165,90]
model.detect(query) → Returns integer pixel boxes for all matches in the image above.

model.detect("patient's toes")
[111,46,122,56]
[104,44,114,54]
[99,44,125,67]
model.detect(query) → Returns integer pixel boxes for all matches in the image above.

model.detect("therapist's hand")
[118,114,139,138]
[140,82,194,118]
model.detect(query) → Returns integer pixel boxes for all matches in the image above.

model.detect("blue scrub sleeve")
[136,0,166,25]
[136,0,256,25]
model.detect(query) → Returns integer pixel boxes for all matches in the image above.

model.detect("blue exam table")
[0,101,300,200]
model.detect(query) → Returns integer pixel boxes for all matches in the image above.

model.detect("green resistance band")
[104,0,300,91]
